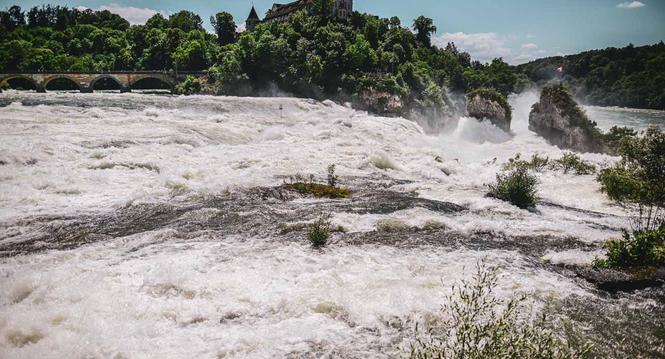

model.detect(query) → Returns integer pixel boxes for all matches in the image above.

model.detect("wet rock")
[466,89,511,132]
[529,84,605,153]
[358,90,403,116]
[574,266,665,292]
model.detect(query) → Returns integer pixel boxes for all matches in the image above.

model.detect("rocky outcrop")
[529,84,605,153]
[574,266,665,292]
[358,90,403,116]
[466,88,512,132]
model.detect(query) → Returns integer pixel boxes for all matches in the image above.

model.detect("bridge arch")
[91,75,125,91]
[43,76,82,92]
[1,75,39,91]
[130,75,174,91]
[44,76,81,91]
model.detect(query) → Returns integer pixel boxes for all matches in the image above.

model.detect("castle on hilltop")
[246,0,353,31]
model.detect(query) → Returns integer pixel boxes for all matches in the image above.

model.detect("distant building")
[245,5,261,31]
[245,0,353,30]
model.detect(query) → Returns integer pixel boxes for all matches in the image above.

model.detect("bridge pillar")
[120,86,131,93]
[80,86,93,93]
[36,84,46,93]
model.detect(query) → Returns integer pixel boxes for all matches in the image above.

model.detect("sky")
[2,0,664,64]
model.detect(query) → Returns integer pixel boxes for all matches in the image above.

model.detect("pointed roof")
[247,6,260,21]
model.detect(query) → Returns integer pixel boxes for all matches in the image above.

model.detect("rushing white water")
[0,91,662,358]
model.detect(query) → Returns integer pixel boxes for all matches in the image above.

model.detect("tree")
[168,10,203,33]
[211,12,236,46]
[145,13,168,29]
[412,16,436,48]
[1,5,25,30]
[598,127,665,232]
[312,0,334,18]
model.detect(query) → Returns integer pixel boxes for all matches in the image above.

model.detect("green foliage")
[598,127,665,231]
[467,87,512,120]
[0,3,523,104]
[504,153,596,175]
[593,227,665,269]
[286,164,350,198]
[504,153,551,172]
[211,12,236,46]
[594,127,665,270]
[174,75,201,95]
[286,182,351,199]
[168,10,203,33]
[412,16,436,48]
[0,5,219,72]
[602,126,637,155]
[409,264,590,359]
[556,152,596,175]
[487,168,538,209]
[518,42,665,110]
[541,84,595,129]
[308,214,331,248]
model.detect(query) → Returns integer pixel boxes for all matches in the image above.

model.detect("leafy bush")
[602,126,637,155]
[174,75,202,95]
[595,127,665,269]
[503,153,595,175]
[308,214,331,248]
[555,152,596,175]
[504,153,550,172]
[597,126,664,232]
[593,227,665,269]
[409,264,590,359]
[487,168,538,209]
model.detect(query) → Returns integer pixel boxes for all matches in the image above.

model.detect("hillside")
[517,42,665,110]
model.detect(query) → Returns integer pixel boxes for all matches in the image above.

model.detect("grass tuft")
[286,182,351,199]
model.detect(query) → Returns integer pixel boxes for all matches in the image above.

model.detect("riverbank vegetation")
[0,3,523,116]
[594,127,665,269]
[409,264,590,359]
[503,152,596,175]
[518,42,665,110]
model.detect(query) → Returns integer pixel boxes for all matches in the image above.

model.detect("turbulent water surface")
[0,91,663,358]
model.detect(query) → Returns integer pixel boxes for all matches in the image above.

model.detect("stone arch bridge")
[0,71,207,93]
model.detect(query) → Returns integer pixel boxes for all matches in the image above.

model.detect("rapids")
[0,90,663,358]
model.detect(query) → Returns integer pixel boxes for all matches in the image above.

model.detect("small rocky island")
[528,84,605,153]
[466,88,512,132]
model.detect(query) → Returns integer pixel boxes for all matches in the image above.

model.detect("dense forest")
[518,43,665,110]
[1,3,663,112]
[0,3,524,117]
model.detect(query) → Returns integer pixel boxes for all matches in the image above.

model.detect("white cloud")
[525,33,536,39]
[236,22,246,33]
[77,3,169,25]
[521,43,538,49]
[433,32,512,63]
[617,1,645,9]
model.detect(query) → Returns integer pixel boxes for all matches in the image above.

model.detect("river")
[0,90,663,358]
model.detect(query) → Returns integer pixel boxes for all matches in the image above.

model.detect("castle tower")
[245,5,260,31]
[332,0,353,20]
